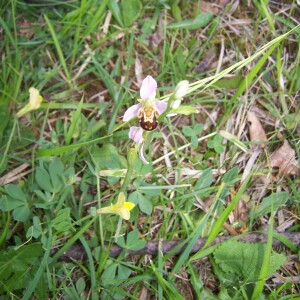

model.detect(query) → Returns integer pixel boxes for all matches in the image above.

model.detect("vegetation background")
[0,0,299,299]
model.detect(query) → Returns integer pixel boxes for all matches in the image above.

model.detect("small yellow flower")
[16,87,43,118]
[96,192,135,220]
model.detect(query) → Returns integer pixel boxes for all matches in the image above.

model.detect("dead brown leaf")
[247,111,268,149]
[18,19,35,39]
[270,140,299,176]
[200,0,231,15]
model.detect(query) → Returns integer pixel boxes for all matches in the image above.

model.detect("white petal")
[166,113,178,117]
[128,126,144,144]
[153,101,168,115]
[140,75,157,100]
[123,103,141,121]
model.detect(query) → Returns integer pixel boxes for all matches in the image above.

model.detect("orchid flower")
[16,87,43,118]
[96,192,135,220]
[123,76,191,144]
[123,75,168,144]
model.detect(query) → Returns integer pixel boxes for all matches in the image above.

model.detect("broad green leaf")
[194,169,213,189]
[121,0,142,27]
[13,205,31,222]
[182,126,194,137]
[5,184,27,202]
[91,144,126,170]
[101,263,118,286]
[191,136,198,147]
[76,277,86,294]
[128,191,152,215]
[0,196,24,211]
[35,166,53,193]
[194,124,204,134]
[51,208,72,232]
[168,13,214,30]
[26,216,42,239]
[214,143,225,154]
[213,240,286,282]
[117,229,146,251]
[207,134,225,154]
[254,192,289,218]
[139,197,153,215]
[126,229,146,250]
[221,166,238,184]
[49,157,64,192]
[116,265,131,280]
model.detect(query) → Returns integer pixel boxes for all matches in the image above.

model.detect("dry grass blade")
[0,164,31,186]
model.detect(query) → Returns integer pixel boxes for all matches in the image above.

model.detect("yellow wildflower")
[97,192,135,220]
[17,87,43,118]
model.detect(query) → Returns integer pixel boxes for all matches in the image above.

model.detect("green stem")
[120,144,139,194]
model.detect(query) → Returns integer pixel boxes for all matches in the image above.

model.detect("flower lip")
[129,126,144,144]
[140,75,157,100]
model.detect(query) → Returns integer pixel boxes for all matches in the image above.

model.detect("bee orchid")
[123,76,168,144]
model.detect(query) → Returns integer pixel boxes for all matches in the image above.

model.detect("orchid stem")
[120,143,139,194]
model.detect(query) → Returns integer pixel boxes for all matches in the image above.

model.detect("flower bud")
[174,80,189,99]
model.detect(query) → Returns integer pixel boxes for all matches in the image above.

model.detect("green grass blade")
[170,183,226,274]
[229,42,278,104]
[85,0,109,36]
[36,134,112,156]
[49,217,96,263]
[79,236,98,300]
[184,24,300,97]
[272,232,298,253]
[251,203,274,299]
[65,96,84,145]
[44,14,71,82]
[23,228,52,300]
[203,171,253,248]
